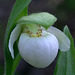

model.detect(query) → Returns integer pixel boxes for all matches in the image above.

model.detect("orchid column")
[8,12,70,68]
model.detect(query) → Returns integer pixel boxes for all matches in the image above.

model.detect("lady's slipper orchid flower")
[8,12,70,68]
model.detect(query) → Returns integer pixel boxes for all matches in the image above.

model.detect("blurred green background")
[0,0,75,75]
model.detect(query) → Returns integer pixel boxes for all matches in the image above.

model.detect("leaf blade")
[64,26,75,75]
[54,26,75,75]
[4,0,31,75]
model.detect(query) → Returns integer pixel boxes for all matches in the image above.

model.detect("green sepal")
[17,12,57,30]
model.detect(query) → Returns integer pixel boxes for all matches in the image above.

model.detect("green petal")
[8,25,22,58]
[17,12,57,29]
[47,26,70,51]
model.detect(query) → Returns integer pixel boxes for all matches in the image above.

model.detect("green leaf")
[17,12,57,29]
[54,26,75,75]
[4,0,31,75]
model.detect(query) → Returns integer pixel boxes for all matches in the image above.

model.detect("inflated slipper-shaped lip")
[18,31,59,68]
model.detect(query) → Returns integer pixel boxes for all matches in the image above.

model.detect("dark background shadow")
[0,0,75,75]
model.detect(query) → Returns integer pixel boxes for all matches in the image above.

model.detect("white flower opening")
[8,12,70,68]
